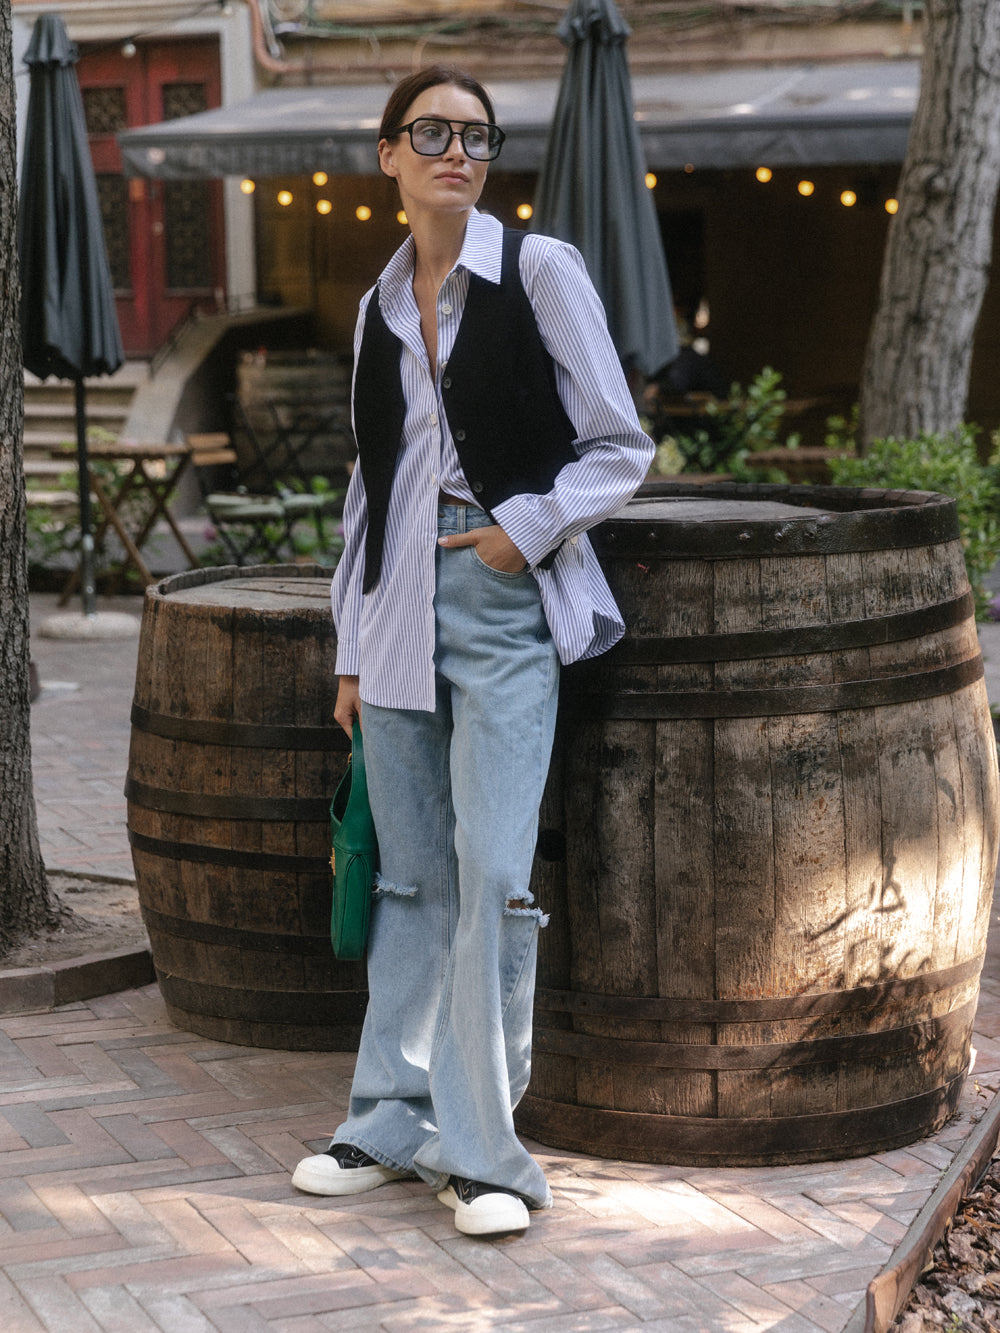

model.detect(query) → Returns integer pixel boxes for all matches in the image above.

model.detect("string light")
[885,197,899,214]
[683,163,695,174]
[645,172,657,190]
[313,172,328,187]
[277,190,293,206]
[516,203,533,221]
[397,210,408,225]
[239,179,255,195]
[840,190,857,207]
[755,167,772,183]
[797,180,815,197]
[316,199,332,215]
[355,205,372,222]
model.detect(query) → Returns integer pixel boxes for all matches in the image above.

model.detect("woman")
[292,64,653,1237]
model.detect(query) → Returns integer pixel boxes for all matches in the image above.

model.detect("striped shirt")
[331,208,654,712]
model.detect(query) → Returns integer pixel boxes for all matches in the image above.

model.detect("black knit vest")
[352,228,578,592]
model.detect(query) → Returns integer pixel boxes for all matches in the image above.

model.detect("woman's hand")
[438,524,527,573]
[334,675,362,737]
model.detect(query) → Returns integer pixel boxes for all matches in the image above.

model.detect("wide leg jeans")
[333,505,560,1208]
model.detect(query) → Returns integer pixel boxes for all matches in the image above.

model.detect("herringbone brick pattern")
[1,972,998,1332]
[30,594,140,882]
[18,593,1000,1329]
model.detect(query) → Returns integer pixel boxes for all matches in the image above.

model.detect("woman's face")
[378,84,492,219]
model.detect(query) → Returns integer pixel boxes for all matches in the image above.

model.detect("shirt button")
[441,302,453,315]
[429,413,438,425]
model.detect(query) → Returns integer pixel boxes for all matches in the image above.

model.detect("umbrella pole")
[73,375,97,619]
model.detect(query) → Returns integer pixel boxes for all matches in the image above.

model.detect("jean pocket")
[470,547,529,581]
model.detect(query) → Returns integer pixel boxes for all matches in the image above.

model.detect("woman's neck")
[409,208,471,296]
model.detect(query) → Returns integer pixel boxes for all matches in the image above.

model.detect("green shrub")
[828,424,1000,619]
[648,366,797,481]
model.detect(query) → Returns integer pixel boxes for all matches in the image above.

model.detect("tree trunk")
[0,0,56,952]
[858,0,1000,445]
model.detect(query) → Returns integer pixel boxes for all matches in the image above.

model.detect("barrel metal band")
[602,592,973,666]
[572,654,983,720]
[124,777,330,822]
[130,704,349,752]
[142,904,334,956]
[534,954,982,1023]
[515,1071,966,1160]
[533,997,974,1071]
[156,971,368,1027]
[128,828,330,875]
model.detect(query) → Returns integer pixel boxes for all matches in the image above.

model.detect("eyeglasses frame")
[386,116,506,162]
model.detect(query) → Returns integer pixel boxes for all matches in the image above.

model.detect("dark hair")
[379,64,497,141]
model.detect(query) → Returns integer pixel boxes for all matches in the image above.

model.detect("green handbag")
[329,719,378,960]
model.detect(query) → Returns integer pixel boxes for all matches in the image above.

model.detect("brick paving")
[4,591,999,1330]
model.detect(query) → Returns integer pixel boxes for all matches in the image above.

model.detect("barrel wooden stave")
[127,567,366,1051]
[522,489,999,1165]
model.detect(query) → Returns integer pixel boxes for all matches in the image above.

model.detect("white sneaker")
[437,1176,530,1236]
[291,1143,411,1196]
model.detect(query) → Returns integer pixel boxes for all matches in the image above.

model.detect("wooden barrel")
[126,565,367,1050]
[519,484,999,1166]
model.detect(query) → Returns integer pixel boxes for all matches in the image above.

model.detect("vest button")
[455,429,466,442]
[442,377,452,389]
[472,480,484,494]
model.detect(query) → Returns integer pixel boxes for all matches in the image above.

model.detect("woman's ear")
[378,139,398,179]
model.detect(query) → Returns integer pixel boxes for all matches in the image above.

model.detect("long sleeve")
[329,459,369,675]
[491,238,653,569]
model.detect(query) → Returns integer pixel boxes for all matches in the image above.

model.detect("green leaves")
[829,425,1000,619]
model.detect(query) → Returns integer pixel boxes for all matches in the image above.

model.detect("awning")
[118,60,918,180]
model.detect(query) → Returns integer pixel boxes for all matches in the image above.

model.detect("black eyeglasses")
[389,117,506,162]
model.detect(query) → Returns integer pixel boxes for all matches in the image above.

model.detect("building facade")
[19,3,998,438]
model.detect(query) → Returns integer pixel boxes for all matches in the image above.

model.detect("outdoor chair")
[186,433,290,565]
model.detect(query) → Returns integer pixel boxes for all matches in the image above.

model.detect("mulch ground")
[892,1154,1000,1330]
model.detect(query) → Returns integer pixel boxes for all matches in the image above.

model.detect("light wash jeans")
[333,504,559,1208]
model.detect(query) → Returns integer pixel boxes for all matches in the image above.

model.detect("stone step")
[24,402,131,428]
[24,459,75,478]
[23,426,130,457]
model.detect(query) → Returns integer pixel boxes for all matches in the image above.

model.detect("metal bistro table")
[54,441,198,602]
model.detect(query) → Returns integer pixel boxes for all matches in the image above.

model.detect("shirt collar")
[377,209,503,310]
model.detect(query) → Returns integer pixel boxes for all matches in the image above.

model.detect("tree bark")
[859,0,1000,445]
[0,0,56,952]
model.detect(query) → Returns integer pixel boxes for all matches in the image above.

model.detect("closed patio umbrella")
[532,0,678,379]
[17,12,125,621]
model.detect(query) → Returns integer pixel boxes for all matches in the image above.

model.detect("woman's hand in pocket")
[438,524,527,573]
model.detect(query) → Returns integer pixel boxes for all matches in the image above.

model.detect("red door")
[78,40,225,356]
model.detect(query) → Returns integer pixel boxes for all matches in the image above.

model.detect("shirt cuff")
[334,640,360,676]
[492,494,556,569]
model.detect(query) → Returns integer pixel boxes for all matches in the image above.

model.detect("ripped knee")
[373,871,418,899]
[504,895,549,927]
